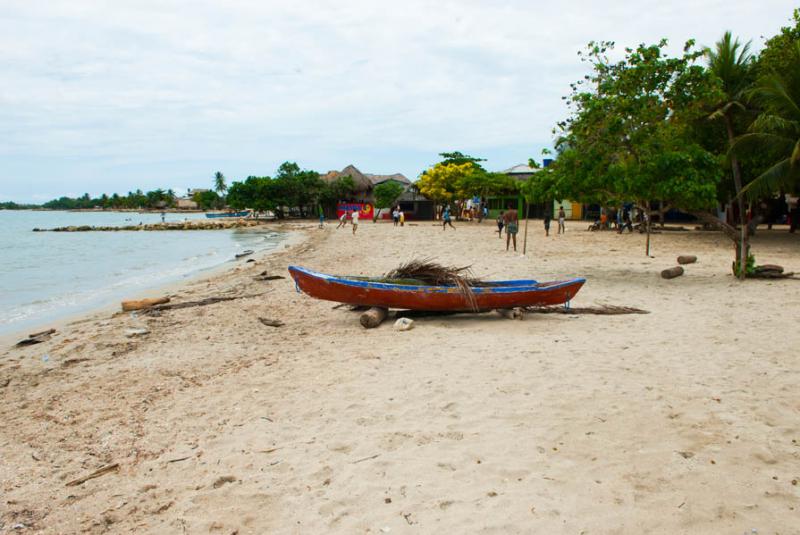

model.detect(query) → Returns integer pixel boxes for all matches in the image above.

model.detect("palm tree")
[736,42,800,200]
[214,171,227,195]
[705,31,754,279]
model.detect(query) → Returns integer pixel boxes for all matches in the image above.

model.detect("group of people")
[488,205,568,252]
[335,209,360,234]
[391,207,406,226]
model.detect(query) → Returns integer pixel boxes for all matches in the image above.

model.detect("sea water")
[0,211,284,337]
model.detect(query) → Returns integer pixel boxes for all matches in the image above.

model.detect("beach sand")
[1,220,799,534]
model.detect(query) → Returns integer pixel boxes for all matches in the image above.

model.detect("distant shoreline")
[0,207,208,213]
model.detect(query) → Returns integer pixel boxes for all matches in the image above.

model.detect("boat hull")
[205,211,251,219]
[288,266,585,311]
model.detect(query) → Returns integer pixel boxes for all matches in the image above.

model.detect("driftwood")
[661,266,684,279]
[15,328,56,347]
[254,271,285,281]
[495,308,523,320]
[65,463,119,487]
[750,265,797,279]
[677,255,697,265]
[523,305,649,315]
[121,297,170,312]
[258,317,284,327]
[235,250,254,259]
[143,294,264,314]
[360,307,388,329]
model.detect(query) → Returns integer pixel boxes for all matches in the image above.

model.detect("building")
[486,160,583,220]
[321,165,412,201]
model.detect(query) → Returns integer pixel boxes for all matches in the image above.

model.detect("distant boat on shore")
[205,210,251,219]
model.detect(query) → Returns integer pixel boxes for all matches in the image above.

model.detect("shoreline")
[2,221,800,533]
[0,223,305,350]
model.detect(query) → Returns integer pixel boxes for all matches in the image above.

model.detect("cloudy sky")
[0,1,795,202]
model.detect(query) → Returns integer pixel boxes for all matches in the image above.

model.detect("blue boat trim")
[288,265,585,295]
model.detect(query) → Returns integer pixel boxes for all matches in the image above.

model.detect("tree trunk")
[724,113,747,280]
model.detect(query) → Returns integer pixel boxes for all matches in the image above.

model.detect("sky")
[0,0,796,203]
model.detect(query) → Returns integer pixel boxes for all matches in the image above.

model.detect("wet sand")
[1,220,799,534]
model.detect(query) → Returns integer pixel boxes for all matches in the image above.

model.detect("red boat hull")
[288,266,585,311]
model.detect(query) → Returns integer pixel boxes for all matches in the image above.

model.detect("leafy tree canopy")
[530,39,723,213]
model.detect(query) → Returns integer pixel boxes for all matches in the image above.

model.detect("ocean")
[0,210,284,337]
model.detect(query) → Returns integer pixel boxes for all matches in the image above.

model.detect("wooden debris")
[524,305,649,315]
[352,454,381,464]
[235,250,254,259]
[15,328,56,347]
[661,266,684,279]
[143,294,264,314]
[254,271,285,281]
[125,328,150,337]
[496,308,523,320]
[121,297,170,312]
[360,307,388,329]
[677,255,697,265]
[258,317,284,328]
[65,463,120,487]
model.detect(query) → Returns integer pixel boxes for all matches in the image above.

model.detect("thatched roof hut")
[321,164,374,193]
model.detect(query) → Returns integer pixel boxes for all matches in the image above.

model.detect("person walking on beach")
[443,206,455,230]
[504,207,519,251]
[392,207,399,226]
[496,210,505,238]
[351,209,359,235]
[557,206,566,234]
[337,210,349,229]
[399,210,405,227]
[544,209,551,237]
[318,206,325,228]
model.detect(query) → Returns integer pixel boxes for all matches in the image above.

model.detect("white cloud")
[0,0,795,200]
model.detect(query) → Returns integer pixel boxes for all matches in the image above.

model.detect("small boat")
[288,266,585,311]
[206,210,251,219]
[235,250,254,259]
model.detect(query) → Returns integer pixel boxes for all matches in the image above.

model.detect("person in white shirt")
[351,209,360,234]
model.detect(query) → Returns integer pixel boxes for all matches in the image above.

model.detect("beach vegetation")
[214,172,227,196]
[373,181,405,221]
[530,39,723,254]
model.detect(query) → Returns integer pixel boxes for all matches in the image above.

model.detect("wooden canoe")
[288,266,585,311]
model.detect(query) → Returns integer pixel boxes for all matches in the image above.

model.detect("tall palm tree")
[214,171,227,195]
[706,31,754,279]
[737,42,800,199]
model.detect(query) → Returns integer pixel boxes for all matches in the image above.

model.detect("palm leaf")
[730,132,794,159]
[737,159,798,200]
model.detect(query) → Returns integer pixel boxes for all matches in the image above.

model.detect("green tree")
[536,39,723,256]
[373,182,405,221]
[274,162,324,217]
[214,171,227,196]
[705,31,755,278]
[437,151,487,169]
[193,190,222,210]
[736,42,800,199]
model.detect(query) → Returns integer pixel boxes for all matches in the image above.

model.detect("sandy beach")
[1,219,799,534]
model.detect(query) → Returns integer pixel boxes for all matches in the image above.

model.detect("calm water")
[0,211,284,336]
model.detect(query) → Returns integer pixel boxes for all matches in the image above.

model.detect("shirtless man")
[503,207,519,251]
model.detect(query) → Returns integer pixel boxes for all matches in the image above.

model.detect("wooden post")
[360,307,388,329]
[522,200,529,255]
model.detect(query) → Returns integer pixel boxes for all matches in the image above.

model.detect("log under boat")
[288,266,585,311]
